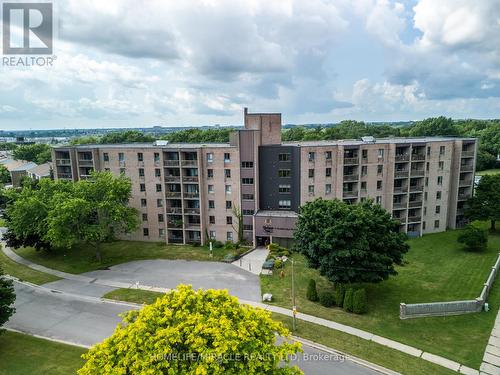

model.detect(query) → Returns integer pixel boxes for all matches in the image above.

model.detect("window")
[278,170,291,177]
[378,149,384,159]
[436,191,442,200]
[377,165,383,175]
[427,146,431,156]
[209,231,216,239]
[308,185,315,194]
[361,181,367,190]
[278,153,290,161]
[139,168,145,177]
[434,220,440,229]
[207,153,214,163]
[207,169,214,178]
[118,153,124,162]
[325,184,332,194]
[157,199,163,207]
[437,176,443,185]
[226,216,232,225]
[308,152,315,161]
[376,196,382,204]
[243,209,254,215]
[156,184,162,192]
[224,169,231,178]
[143,228,149,236]
[158,214,164,222]
[137,153,143,162]
[224,153,231,162]
[141,198,147,207]
[241,161,254,168]
[308,169,314,178]
[227,232,233,241]
[103,153,109,162]
[325,151,332,160]
[142,213,148,221]
[424,192,428,201]
[243,224,253,231]
[424,206,427,215]
[209,216,216,224]
[225,185,231,194]
[208,185,214,193]
[242,178,254,184]
[425,177,429,187]
[439,161,444,170]
[155,168,161,177]
[362,149,368,159]
[159,228,165,237]
[426,162,430,171]
[278,184,291,193]
[361,166,367,176]
[278,200,291,209]
[377,180,383,190]
[208,200,215,209]
[435,205,441,214]
[154,152,160,162]
[423,221,426,230]
[439,146,445,155]
[326,168,331,177]
[226,201,232,209]
[140,183,146,192]
[242,194,254,200]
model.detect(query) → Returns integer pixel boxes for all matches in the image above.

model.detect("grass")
[102,287,456,374]
[261,223,500,369]
[0,218,5,227]
[13,241,233,274]
[0,246,60,285]
[103,288,165,305]
[273,313,457,375]
[476,168,500,176]
[0,331,86,375]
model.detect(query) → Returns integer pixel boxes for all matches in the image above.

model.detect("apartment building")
[52,109,476,246]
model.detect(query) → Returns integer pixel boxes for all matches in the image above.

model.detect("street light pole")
[291,258,296,331]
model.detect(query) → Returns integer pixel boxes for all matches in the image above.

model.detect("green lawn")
[103,288,165,305]
[477,168,500,176]
[261,224,500,369]
[0,246,60,285]
[0,218,6,227]
[0,331,86,375]
[13,241,233,274]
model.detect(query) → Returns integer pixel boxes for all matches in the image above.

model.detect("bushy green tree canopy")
[0,266,15,331]
[466,174,500,230]
[12,143,52,164]
[294,199,409,284]
[79,285,302,375]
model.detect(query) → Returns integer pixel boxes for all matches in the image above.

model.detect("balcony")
[410,169,425,177]
[184,208,200,215]
[458,193,471,201]
[56,158,71,166]
[393,186,407,194]
[394,170,409,178]
[164,160,180,167]
[407,216,422,223]
[408,200,423,208]
[165,176,181,182]
[343,190,358,198]
[167,221,183,228]
[166,192,182,198]
[461,151,475,158]
[168,237,184,244]
[460,164,474,172]
[395,154,410,162]
[343,157,359,165]
[185,223,201,230]
[57,173,73,179]
[409,185,423,192]
[394,216,406,224]
[343,174,358,182]
[181,160,198,167]
[183,192,200,199]
[456,208,465,216]
[183,176,199,183]
[459,179,472,187]
[411,154,425,161]
[78,159,94,167]
[166,207,183,214]
[393,202,407,209]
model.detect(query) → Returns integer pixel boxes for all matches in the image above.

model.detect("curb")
[4,327,91,349]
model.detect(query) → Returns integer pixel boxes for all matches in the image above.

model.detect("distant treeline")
[66,117,499,171]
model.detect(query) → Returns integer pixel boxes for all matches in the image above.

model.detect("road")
[6,281,380,375]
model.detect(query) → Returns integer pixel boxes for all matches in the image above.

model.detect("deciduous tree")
[465,174,500,230]
[0,266,15,331]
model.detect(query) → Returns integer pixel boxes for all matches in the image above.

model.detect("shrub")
[343,288,354,312]
[352,289,368,314]
[268,243,280,251]
[212,241,224,249]
[334,284,345,306]
[318,291,335,307]
[224,241,236,251]
[306,279,318,302]
[458,224,488,251]
[274,259,283,269]
[266,254,276,261]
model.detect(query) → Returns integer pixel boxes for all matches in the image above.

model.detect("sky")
[1,0,500,130]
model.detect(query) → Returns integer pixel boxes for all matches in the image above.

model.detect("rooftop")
[11,161,38,172]
[57,142,235,149]
[255,210,299,218]
[282,136,476,147]
[27,162,51,176]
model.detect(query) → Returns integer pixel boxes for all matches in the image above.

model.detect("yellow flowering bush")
[78,285,302,374]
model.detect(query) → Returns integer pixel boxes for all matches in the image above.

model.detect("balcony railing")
[408,200,423,208]
[166,207,183,214]
[461,151,475,158]
[410,169,425,177]
[184,208,200,215]
[343,174,358,182]
[165,176,181,182]
[168,238,184,244]
[460,165,474,172]
[78,160,94,166]
[407,216,422,223]
[57,173,73,179]
[394,216,406,224]
[167,222,183,228]
[393,202,407,209]
[395,154,410,162]
[394,170,409,178]
[185,224,201,230]
[181,160,198,166]
[393,186,407,193]
[343,190,358,198]
[458,193,471,201]
[164,160,180,167]
[166,192,182,198]
[183,176,199,183]
[456,208,465,216]
[343,157,359,165]
[409,185,423,192]
[459,179,472,187]
[411,154,425,161]
[56,159,71,166]
[183,192,200,198]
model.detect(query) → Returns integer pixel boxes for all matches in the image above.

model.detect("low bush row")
[306,279,367,314]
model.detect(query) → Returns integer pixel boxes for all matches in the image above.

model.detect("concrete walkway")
[0,243,480,374]
[232,246,269,275]
[481,310,500,375]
